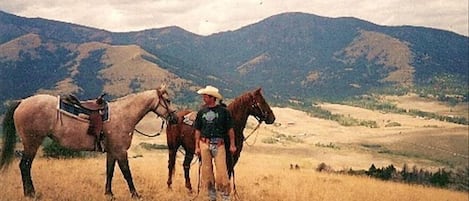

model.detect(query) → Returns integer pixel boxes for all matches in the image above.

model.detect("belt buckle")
[209,138,221,144]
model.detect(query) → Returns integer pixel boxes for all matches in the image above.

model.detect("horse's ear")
[255,87,262,94]
[159,83,166,91]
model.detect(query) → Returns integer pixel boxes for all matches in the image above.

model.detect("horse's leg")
[167,148,177,189]
[117,156,140,198]
[19,154,35,197]
[105,154,116,198]
[226,151,241,179]
[182,149,194,191]
[19,140,42,197]
[227,140,243,179]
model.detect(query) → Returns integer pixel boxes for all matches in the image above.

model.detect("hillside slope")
[0,11,467,109]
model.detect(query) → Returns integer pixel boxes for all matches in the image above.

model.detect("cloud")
[0,0,467,36]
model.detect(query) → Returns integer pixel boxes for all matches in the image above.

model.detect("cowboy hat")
[197,85,223,100]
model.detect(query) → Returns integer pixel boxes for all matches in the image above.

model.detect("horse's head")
[153,84,178,125]
[248,88,276,124]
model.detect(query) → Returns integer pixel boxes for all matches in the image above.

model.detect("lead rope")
[134,118,165,137]
[231,154,240,201]
[190,156,202,201]
[244,122,261,146]
[177,148,200,166]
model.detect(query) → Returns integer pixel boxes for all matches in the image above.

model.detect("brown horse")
[165,88,276,191]
[0,85,177,199]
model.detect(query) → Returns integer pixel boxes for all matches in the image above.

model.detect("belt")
[200,137,224,146]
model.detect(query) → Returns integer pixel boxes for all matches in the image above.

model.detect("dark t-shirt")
[193,105,234,139]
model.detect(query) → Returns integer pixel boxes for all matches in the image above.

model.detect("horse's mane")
[110,84,168,103]
[110,90,156,103]
[228,91,252,118]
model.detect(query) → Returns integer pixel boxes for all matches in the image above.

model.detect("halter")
[152,89,177,123]
[249,93,269,123]
[243,93,269,144]
[152,89,173,117]
[134,89,176,137]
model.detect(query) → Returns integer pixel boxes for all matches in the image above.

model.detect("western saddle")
[63,93,107,152]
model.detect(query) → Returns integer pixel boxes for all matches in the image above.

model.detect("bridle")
[152,89,176,119]
[134,89,176,137]
[243,93,271,144]
[249,93,269,123]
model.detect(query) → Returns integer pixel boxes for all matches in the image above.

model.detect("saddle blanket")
[57,96,110,122]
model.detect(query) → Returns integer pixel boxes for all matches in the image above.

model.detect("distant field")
[383,94,469,119]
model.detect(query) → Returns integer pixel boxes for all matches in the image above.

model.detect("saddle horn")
[97,93,107,105]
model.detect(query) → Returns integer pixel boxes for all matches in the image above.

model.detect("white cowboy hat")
[197,85,223,100]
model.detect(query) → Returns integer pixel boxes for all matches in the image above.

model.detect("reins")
[243,121,261,146]
[228,122,261,201]
[134,118,165,137]
[135,89,174,137]
[190,157,202,201]
[177,148,199,166]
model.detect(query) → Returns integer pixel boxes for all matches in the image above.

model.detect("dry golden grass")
[99,44,189,97]
[341,30,414,86]
[0,33,42,60]
[383,94,469,119]
[1,150,467,201]
[2,95,467,200]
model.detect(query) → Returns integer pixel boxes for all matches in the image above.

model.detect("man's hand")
[229,145,236,155]
[194,130,201,156]
[227,128,236,154]
[195,147,201,156]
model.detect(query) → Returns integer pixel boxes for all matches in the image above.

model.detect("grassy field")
[0,150,467,201]
[1,94,468,200]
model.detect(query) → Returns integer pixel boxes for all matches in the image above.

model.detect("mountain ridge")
[0,10,467,112]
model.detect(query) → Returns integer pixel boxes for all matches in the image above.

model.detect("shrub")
[315,142,340,150]
[139,142,168,150]
[316,162,333,172]
[385,122,401,127]
[42,138,95,158]
[261,137,278,144]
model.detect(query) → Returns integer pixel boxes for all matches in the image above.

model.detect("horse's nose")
[265,115,275,124]
[168,112,178,125]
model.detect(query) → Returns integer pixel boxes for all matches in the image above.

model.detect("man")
[194,85,236,201]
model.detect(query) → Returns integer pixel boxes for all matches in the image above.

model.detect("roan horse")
[0,85,177,199]
[165,88,275,191]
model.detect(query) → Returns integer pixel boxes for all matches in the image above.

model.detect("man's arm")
[194,129,201,156]
[228,128,236,154]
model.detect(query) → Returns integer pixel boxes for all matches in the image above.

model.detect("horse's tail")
[0,101,21,171]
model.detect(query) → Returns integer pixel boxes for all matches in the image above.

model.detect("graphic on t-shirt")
[202,110,218,123]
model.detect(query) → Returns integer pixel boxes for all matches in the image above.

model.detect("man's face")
[202,94,216,104]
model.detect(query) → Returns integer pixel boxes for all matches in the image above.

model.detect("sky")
[0,0,468,36]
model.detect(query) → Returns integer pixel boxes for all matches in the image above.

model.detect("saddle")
[63,94,107,111]
[60,94,108,152]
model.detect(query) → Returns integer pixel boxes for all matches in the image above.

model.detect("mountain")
[0,10,467,112]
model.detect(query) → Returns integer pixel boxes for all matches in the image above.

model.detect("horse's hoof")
[131,192,141,200]
[105,193,115,201]
[185,183,192,190]
[186,188,193,195]
[185,185,193,193]
[25,192,36,199]
[25,192,40,201]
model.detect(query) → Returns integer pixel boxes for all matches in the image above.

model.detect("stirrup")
[95,139,105,152]
[99,140,105,152]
